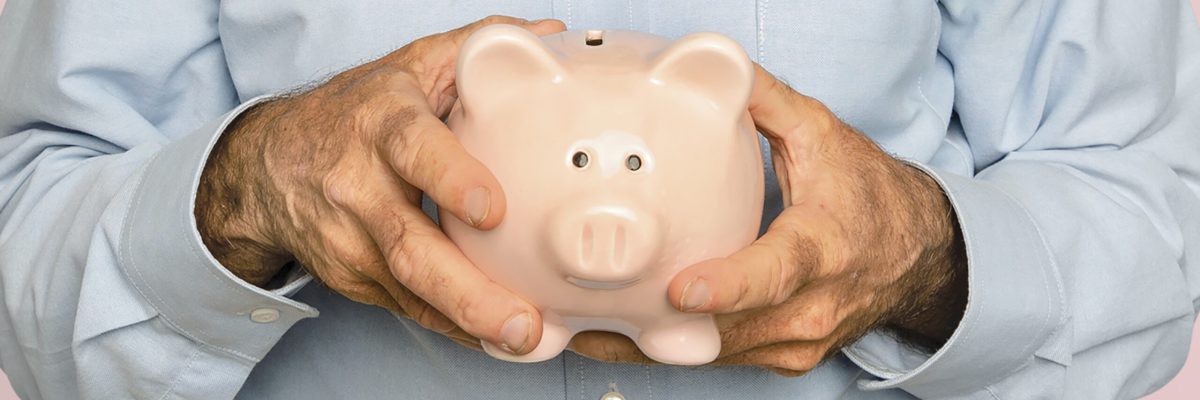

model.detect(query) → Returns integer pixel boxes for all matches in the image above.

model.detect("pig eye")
[572,151,589,168]
[625,154,642,171]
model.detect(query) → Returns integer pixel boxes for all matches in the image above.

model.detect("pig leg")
[481,320,571,363]
[636,314,721,365]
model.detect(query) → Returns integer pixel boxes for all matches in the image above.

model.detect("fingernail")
[680,278,710,311]
[465,186,490,227]
[500,313,531,354]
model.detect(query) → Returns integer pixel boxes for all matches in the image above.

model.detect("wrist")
[883,163,968,353]
[196,100,293,286]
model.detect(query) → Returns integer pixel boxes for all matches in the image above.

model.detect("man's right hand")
[194,16,566,355]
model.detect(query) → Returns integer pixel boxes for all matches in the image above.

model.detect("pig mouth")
[565,276,641,290]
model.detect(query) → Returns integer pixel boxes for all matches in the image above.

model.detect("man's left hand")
[569,65,968,376]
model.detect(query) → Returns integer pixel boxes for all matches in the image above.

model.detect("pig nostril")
[625,154,642,171]
[572,151,589,168]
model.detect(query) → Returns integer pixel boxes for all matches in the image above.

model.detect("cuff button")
[250,308,281,323]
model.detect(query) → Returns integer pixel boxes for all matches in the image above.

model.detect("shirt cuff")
[119,95,318,363]
[842,160,1068,398]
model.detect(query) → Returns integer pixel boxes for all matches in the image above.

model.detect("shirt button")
[599,392,626,400]
[250,308,281,323]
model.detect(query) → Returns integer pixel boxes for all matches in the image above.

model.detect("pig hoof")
[481,322,571,363]
[637,316,720,365]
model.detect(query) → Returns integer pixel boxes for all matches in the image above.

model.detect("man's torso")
[226,1,960,398]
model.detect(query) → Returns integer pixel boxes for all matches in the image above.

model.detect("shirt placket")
[562,352,657,400]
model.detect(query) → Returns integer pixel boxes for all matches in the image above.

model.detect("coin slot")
[586,30,604,46]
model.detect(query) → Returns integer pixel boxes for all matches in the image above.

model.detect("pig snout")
[548,205,662,288]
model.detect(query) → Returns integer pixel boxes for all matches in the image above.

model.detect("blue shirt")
[2,1,1199,399]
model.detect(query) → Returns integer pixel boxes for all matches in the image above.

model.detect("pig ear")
[648,33,755,115]
[456,24,567,113]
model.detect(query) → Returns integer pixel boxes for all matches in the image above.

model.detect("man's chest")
[216,0,952,159]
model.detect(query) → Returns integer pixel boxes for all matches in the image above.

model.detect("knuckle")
[384,218,421,279]
[392,117,442,177]
[397,136,432,175]
[729,274,756,311]
[363,64,407,88]
[346,97,418,145]
[479,15,511,26]
[782,348,821,372]
[783,236,822,291]
[391,39,434,67]
[768,85,794,111]
[806,312,839,339]
[768,253,793,306]
[345,99,383,136]
[818,234,854,274]
[362,200,399,233]
[449,291,488,335]
[790,300,839,340]
[384,105,423,141]
[325,235,381,275]
[412,302,446,330]
[331,274,384,305]
[350,254,390,280]
[321,166,360,208]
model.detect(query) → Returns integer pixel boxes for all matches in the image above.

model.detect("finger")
[668,211,819,313]
[375,221,544,356]
[716,285,848,355]
[716,341,826,373]
[441,326,482,345]
[375,17,566,229]
[747,63,837,142]
[449,335,486,352]
[332,277,406,316]
[526,18,569,36]
[376,277,459,333]
[766,367,809,378]
[329,173,542,355]
[447,16,566,43]
[379,111,506,229]
[311,207,460,334]
[378,215,541,355]
[567,331,656,364]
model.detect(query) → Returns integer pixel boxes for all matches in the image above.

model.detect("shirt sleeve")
[842,1,1200,398]
[0,1,317,399]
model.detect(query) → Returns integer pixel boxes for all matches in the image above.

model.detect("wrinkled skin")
[196,15,965,375]
[196,16,570,355]
[567,65,967,376]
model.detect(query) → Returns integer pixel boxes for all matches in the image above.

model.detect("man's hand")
[195,16,566,355]
[569,65,968,375]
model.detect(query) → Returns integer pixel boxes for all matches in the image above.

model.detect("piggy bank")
[442,25,764,365]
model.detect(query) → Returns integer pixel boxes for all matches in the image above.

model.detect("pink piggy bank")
[442,25,764,365]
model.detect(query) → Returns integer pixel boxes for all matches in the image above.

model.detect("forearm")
[844,0,1200,396]
[0,112,318,398]
[841,136,1200,399]
[0,0,319,395]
